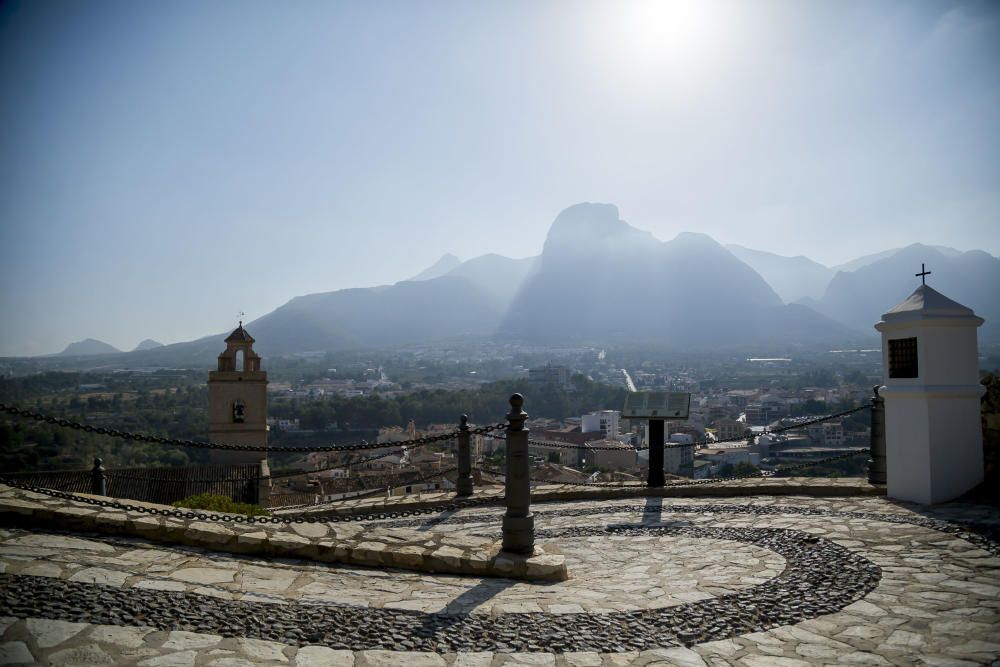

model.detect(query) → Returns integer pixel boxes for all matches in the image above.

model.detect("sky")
[1,0,998,356]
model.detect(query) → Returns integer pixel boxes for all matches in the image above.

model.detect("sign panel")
[622,391,691,420]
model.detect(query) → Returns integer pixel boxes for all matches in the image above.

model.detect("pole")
[502,393,534,554]
[647,419,665,487]
[456,414,473,497]
[869,386,887,485]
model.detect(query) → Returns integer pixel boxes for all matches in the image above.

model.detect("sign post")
[623,391,691,488]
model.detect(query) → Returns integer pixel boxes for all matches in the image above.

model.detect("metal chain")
[767,404,871,434]
[0,445,871,524]
[0,473,500,525]
[0,403,505,453]
[484,448,870,489]
[286,465,462,509]
[480,404,870,452]
[102,445,415,484]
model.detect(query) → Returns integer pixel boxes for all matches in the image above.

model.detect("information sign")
[622,391,691,420]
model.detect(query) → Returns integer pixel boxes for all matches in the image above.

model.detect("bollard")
[502,393,534,554]
[456,414,473,497]
[91,457,107,496]
[868,386,887,485]
[647,419,665,487]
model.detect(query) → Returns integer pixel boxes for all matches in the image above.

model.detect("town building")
[581,410,620,439]
[714,418,746,442]
[528,364,572,388]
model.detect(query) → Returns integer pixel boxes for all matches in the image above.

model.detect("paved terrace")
[1,481,999,666]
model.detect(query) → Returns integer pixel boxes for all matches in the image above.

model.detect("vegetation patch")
[172,492,269,517]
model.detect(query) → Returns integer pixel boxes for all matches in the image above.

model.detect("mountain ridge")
[31,205,999,360]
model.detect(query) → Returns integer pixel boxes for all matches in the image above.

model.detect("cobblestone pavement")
[2,495,999,665]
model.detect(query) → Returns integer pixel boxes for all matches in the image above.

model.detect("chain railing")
[0,471,500,525]
[0,403,504,453]
[0,396,877,528]
[483,447,870,490]
[480,404,871,452]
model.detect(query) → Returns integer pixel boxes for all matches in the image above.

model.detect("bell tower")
[208,322,268,464]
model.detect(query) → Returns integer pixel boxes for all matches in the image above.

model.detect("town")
[0,338,881,507]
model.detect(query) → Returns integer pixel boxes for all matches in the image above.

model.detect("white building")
[876,283,985,504]
[807,421,844,447]
[582,410,620,439]
[664,443,694,475]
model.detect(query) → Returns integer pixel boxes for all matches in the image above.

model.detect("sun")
[627,0,713,64]
[590,0,732,82]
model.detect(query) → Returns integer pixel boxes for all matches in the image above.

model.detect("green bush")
[172,492,269,517]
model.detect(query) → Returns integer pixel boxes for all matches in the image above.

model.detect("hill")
[132,339,164,352]
[726,245,835,303]
[409,254,462,281]
[812,244,1000,341]
[499,203,857,347]
[58,339,121,357]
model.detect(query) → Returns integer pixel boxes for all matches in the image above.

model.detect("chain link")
[481,404,871,451]
[0,403,505,453]
[0,473,501,524]
[484,448,871,489]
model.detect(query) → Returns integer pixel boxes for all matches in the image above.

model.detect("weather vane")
[915,264,931,286]
[238,311,245,327]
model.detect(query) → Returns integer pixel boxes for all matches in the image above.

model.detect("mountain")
[832,245,963,273]
[232,250,542,355]
[812,244,1000,341]
[446,254,538,308]
[66,204,996,364]
[499,203,856,346]
[59,338,121,357]
[726,245,834,302]
[410,254,462,281]
[132,339,163,352]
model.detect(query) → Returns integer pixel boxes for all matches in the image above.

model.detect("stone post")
[502,393,534,554]
[868,386,887,485]
[647,419,665,487]
[91,458,107,496]
[456,414,473,497]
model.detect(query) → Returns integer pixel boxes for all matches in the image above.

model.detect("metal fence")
[2,463,261,506]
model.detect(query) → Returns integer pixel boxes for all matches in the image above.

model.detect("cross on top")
[238,311,246,327]
[915,264,931,286]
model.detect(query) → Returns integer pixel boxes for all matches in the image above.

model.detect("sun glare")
[590,0,732,83]
[627,0,710,64]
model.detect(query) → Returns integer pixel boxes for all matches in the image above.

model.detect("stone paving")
[1,490,999,665]
[0,485,567,582]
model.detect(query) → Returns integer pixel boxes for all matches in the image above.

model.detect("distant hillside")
[831,245,963,273]
[51,204,996,364]
[445,254,538,309]
[499,203,858,347]
[812,244,1000,341]
[59,338,121,357]
[132,339,163,352]
[410,254,462,281]
[726,245,835,302]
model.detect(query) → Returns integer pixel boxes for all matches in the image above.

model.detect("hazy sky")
[1,0,998,356]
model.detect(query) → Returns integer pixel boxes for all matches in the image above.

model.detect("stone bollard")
[91,458,107,496]
[868,386,887,485]
[456,414,473,497]
[502,393,534,554]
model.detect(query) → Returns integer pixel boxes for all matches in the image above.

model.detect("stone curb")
[0,486,568,582]
[287,477,885,519]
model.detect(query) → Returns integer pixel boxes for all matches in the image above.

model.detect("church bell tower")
[208,322,268,464]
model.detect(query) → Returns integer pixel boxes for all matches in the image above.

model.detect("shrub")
[172,492,269,517]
